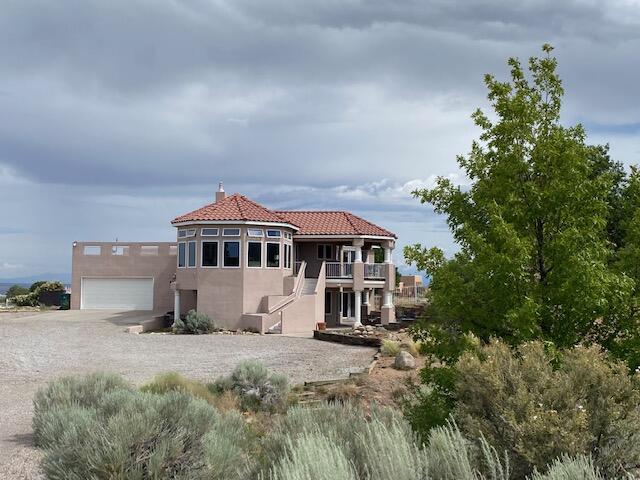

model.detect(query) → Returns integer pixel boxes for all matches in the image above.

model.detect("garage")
[81,278,154,310]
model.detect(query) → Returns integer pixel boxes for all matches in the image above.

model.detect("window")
[140,245,158,256]
[223,228,241,237]
[201,241,218,267]
[188,241,196,267]
[178,242,186,267]
[178,229,196,238]
[325,291,332,315]
[266,242,280,268]
[83,245,101,255]
[284,232,292,239]
[247,228,263,237]
[317,244,333,260]
[223,241,240,267]
[169,245,178,256]
[201,228,219,237]
[247,242,262,267]
[266,229,281,238]
[283,244,292,269]
[111,245,129,256]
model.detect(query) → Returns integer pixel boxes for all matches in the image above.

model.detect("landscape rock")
[394,351,416,370]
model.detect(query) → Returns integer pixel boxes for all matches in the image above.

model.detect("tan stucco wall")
[71,242,177,312]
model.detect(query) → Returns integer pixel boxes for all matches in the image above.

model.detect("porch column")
[173,289,181,325]
[383,290,393,307]
[384,246,393,263]
[354,245,362,263]
[354,289,362,328]
[362,289,370,306]
[381,289,394,325]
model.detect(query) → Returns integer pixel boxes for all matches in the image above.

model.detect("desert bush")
[212,360,289,412]
[173,309,215,334]
[453,340,640,478]
[268,432,357,480]
[5,284,29,298]
[12,292,38,306]
[529,455,602,480]
[381,339,401,356]
[37,281,65,292]
[141,372,217,403]
[29,281,47,292]
[35,374,256,480]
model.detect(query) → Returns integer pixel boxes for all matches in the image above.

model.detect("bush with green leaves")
[173,309,215,334]
[34,374,255,480]
[381,339,401,356]
[5,284,29,299]
[11,292,39,306]
[212,360,289,412]
[447,340,640,478]
[141,371,217,403]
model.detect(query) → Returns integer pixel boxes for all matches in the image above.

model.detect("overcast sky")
[1,0,639,279]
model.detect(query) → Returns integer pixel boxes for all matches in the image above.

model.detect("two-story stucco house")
[71,183,397,334]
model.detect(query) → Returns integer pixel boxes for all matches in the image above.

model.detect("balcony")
[364,263,385,279]
[326,262,353,278]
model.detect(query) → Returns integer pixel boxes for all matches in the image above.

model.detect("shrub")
[141,372,217,403]
[35,374,256,480]
[381,339,401,357]
[12,293,38,306]
[29,281,47,292]
[37,281,65,292]
[529,455,602,480]
[453,340,640,478]
[5,284,29,298]
[212,360,289,412]
[173,309,215,334]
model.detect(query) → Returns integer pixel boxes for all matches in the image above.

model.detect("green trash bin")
[60,293,71,310]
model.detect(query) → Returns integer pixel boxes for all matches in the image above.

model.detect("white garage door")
[81,278,154,310]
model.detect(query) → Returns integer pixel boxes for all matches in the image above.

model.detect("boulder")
[394,351,416,370]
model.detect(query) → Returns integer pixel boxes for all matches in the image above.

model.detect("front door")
[341,291,356,320]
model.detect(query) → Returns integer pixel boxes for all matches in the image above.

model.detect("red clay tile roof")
[171,194,286,224]
[172,193,396,238]
[274,211,396,238]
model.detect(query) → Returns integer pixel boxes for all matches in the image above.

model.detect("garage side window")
[188,241,197,267]
[202,241,218,267]
[178,242,186,268]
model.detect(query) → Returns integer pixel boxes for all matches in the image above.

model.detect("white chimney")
[215,181,226,203]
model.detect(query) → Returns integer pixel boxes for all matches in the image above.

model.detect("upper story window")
[317,244,334,260]
[266,242,280,268]
[284,232,292,239]
[223,228,241,237]
[202,241,218,267]
[247,228,263,237]
[284,244,292,269]
[178,242,186,268]
[223,241,241,267]
[187,241,197,268]
[266,229,281,238]
[83,245,101,256]
[247,241,262,267]
[178,229,196,238]
[111,245,129,256]
[201,228,219,237]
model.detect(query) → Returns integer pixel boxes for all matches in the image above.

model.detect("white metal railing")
[325,262,353,278]
[364,263,385,279]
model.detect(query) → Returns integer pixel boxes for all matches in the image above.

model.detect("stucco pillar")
[173,289,181,325]
[354,290,362,328]
[384,246,392,263]
[381,290,395,325]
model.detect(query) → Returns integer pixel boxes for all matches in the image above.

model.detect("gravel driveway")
[0,310,375,479]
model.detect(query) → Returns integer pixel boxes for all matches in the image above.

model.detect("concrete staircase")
[301,277,317,295]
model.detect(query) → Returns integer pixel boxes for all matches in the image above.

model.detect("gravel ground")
[0,310,375,479]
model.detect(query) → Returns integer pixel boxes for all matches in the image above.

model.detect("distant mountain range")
[0,272,71,285]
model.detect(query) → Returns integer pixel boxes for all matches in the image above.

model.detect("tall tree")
[405,45,634,354]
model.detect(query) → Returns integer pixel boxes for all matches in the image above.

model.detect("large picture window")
[247,242,262,267]
[187,241,197,267]
[266,242,280,268]
[178,242,186,268]
[201,241,218,267]
[224,241,240,267]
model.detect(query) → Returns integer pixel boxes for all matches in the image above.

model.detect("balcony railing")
[364,263,385,279]
[326,262,353,278]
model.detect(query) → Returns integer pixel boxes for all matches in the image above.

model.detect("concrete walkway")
[0,310,375,479]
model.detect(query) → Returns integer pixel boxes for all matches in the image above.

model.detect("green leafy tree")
[405,45,635,356]
[6,284,29,299]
